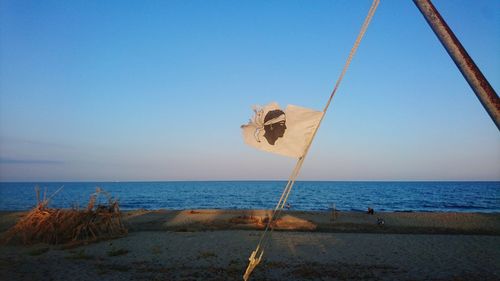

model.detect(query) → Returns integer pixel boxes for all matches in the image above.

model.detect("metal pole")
[413,0,500,130]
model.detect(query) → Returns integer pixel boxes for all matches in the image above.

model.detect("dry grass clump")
[229,215,261,225]
[3,186,127,245]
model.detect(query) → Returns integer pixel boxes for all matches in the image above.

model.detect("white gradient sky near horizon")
[0,0,499,181]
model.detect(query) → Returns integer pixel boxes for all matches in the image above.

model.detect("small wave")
[442,204,489,210]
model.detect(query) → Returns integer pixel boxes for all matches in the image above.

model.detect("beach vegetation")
[2,186,127,245]
[198,251,217,259]
[107,263,130,272]
[95,262,132,275]
[27,246,49,256]
[264,261,287,269]
[151,244,162,255]
[107,248,129,257]
[65,249,93,260]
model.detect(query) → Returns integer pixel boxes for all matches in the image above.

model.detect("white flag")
[241,102,323,158]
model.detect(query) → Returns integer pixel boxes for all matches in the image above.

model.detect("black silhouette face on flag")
[263,109,287,145]
[241,103,323,158]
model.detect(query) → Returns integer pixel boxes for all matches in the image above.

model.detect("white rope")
[243,1,380,280]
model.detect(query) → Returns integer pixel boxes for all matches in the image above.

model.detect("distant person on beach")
[367,207,374,215]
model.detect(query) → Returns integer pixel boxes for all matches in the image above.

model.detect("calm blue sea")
[0,181,499,213]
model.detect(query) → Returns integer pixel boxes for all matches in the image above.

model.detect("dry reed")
[3,186,127,245]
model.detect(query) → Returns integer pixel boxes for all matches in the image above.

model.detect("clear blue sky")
[1,0,499,181]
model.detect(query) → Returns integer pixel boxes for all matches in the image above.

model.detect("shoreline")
[2,209,500,235]
[1,209,499,280]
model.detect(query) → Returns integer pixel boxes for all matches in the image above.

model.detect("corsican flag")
[241,102,323,158]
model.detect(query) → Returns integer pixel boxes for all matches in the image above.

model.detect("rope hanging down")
[243,0,380,280]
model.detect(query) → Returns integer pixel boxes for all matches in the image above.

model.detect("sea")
[0,181,499,213]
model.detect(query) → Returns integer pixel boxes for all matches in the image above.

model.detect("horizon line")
[1,179,499,183]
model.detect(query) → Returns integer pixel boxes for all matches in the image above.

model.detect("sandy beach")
[1,209,499,280]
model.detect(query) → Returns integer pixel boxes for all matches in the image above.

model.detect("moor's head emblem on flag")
[241,102,323,158]
[263,110,286,145]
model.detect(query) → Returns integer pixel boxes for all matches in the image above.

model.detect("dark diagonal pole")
[413,0,500,130]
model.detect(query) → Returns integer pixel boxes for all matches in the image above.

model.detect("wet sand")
[1,209,499,280]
